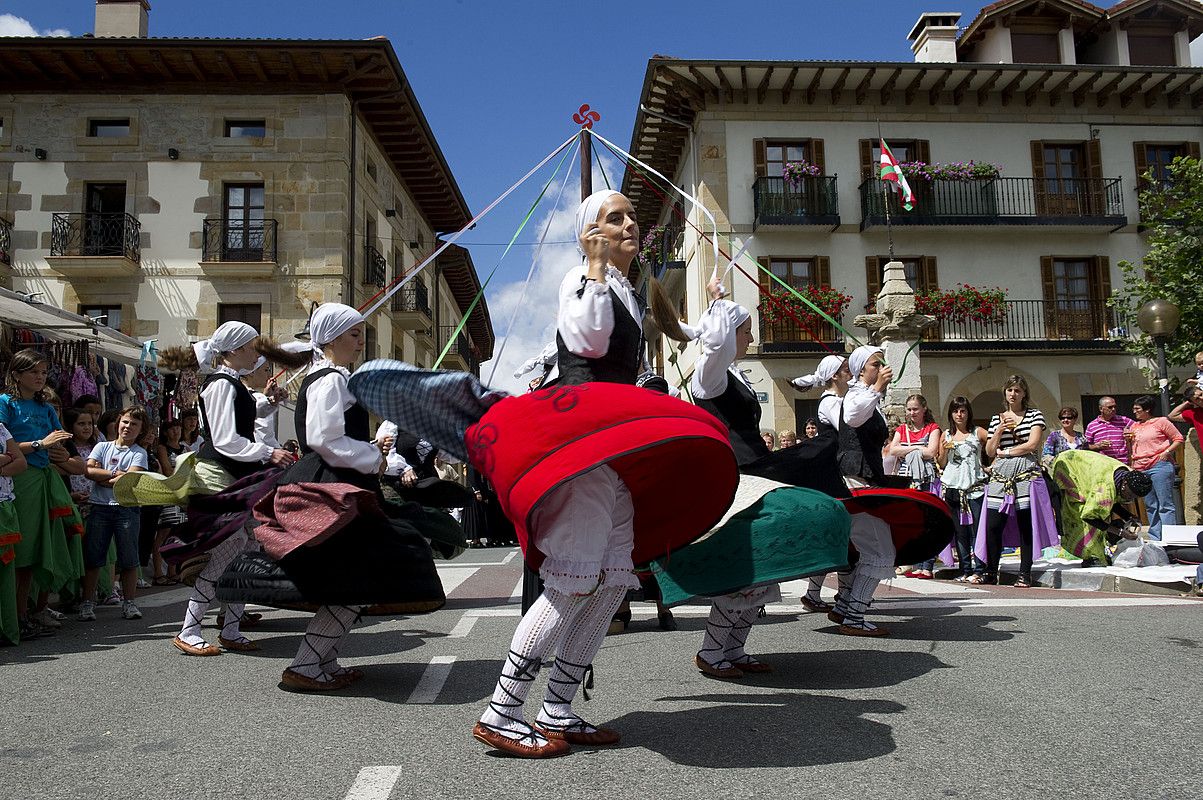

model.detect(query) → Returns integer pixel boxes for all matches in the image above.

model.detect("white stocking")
[177,530,247,647]
[536,584,626,734]
[479,587,585,744]
[697,599,740,671]
[804,576,825,603]
[840,571,883,630]
[288,605,359,683]
[724,608,762,667]
[832,570,855,618]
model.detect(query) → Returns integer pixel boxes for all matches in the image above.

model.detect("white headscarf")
[193,321,257,369]
[848,345,884,381]
[575,189,622,259]
[717,299,751,331]
[309,303,366,358]
[792,354,846,391]
[513,341,558,379]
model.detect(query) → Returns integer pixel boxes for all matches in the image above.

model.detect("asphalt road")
[2,547,1200,800]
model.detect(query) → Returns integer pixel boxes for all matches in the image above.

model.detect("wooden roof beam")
[280,51,300,82]
[1119,72,1153,108]
[805,68,823,104]
[976,68,1003,104]
[903,68,927,105]
[1023,70,1053,105]
[1190,87,1203,109]
[830,67,850,104]
[1095,73,1126,106]
[950,71,976,106]
[149,50,174,80]
[1167,74,1201,108]
[179,52,205,81]
[1072,72,1102,106]
[212,53,237,80]
[740,65,749,104]
[247,52,268,82]
[687,66,720,102]
[714,66,734,103]
[1047,70,1077,105]
[928,68,952,104]
[1000,71,1026,106]
[665,73,705,105]
[49,52,82,82]
[780,66,799,104]
[854,68,875,105]
[85,50,117,81]
[879,67,903,104]
[20,54,54,82]
[1141,73,1174,108]
[756,66,774,104]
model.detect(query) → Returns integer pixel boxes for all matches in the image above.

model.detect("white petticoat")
[849,512,896,580]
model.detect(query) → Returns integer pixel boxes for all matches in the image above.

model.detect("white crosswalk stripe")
[343,766,403,800]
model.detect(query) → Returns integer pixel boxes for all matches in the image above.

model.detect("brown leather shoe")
[729,657,773,674]
[218,636,261,652]
[694,654,744,679]
[801,596,833,613]
[279,668,351,693]
[827,609,845,624]
[535,723,621,746]
[172,636,223,657]
[216,611,263,630]
[838,623,890,637]
[471,722,571,759]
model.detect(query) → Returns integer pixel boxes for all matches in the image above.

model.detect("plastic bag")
[1111,540,1170,568]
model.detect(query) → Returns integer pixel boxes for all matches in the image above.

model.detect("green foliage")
[1112,156,1203,373]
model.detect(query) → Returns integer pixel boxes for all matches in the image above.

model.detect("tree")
[1112,156,1203,385]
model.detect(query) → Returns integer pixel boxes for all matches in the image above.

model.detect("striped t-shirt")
[987,408,1046,449]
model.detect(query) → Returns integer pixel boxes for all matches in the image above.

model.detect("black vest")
[696,371,769,467]
[295,367,371,453]
[556,286,643,386]
[837,395,888,483]
[197,372,261,479]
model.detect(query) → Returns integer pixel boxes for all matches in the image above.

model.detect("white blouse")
[557,264,643,358]
[201,365,272,464]
[690,300,747,401]
[303,360,382,475]
[818,391,842,429]
[839,381,886,429]
[252,391,282,450]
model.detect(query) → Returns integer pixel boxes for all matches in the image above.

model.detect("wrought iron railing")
[363,244,387,287]
[859,177,1125,227]
[391,282,431,316]
[925,299,1129,351]
[439,325,478,373]
[754,176,840,227]
[50,212,141,262]
[758,312,846,354]
[202,218,277,263]
[642,224,684,276]
[0,218,11,266]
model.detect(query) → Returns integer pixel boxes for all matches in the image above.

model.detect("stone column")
[1183,427,1201,524]
[853,260,936,427]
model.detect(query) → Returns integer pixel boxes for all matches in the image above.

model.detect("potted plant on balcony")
[782,160,822,185]
[640,225,684,273]
[759,284,851,341]
[896,161,1002,216]
[914,284,1008,327]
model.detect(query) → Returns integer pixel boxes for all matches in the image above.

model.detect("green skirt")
[0,499,20,644]
[12,467,84,594]
[113,452,234,507]
[652,484,851,607]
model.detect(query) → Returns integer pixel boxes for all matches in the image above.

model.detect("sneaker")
[78,601,97,622]
[43,607,66,621]
[102,589,123,607]
[18,617,46,640]
[136,577,152,589]
[31,609,62,629]
[122,601,143,620]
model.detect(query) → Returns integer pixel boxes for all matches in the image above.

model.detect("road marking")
[502,549,518,564]
[434,566,479,595]
[508,574,524,602]
[344,766,403,800]
[407,656,457,704]
[447,615,478,639]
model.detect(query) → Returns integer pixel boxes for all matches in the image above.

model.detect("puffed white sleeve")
[842,385,884,428]
[202,380,273,464]
[253,392,282,450]
[818,394,842,430]
[304,372,382,475]
[557,267,614,358]
[690,301,737,401]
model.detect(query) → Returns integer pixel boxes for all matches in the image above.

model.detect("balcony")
[753,176,839,229]
[438,325,478,373]
[758,314,846,356]
[47,212,141,277]
[923,300,1128,354]
[859,177,1126,230]
[363,244,387,288]
[0,218,11,268]
[200,218,278,277]
[390,283,432,330]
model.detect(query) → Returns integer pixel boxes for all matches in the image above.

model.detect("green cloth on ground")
[652,485,851,607]
[1050,449,1124,563]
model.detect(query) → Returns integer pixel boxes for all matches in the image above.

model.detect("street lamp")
[1136,298,1181,415]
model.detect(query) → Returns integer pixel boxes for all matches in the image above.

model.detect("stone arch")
[945,362,1059,424]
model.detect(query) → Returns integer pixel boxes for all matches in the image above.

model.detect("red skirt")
[844,487,955,566]
[466,382,738,570]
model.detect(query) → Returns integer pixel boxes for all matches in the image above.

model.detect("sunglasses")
[1059,416,1075,421]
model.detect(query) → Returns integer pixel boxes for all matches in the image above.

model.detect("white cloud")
[0,13,70,37]
[479,156,621,394]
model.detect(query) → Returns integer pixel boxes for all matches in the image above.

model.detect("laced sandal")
[534,715,621,746]
[279,668,351,693]
[800,596,833,613]
[218,636,261,653]
[727,654,773,674]
[838,621,890,637]
[472,721,570,759]
[172,636,222,657]
[1013,576,1032,589]
[694,653,744,679]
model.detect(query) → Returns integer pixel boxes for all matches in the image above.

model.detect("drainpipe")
[346,98,358,304]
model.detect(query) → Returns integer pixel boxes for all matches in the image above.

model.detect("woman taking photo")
[939,396,988,582]
[1127,395,1183,541]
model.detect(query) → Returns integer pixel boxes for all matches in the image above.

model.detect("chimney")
[95,0,150,38]
[908,12,961,63]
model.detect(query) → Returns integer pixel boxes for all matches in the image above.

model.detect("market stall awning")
[0,287,147,364]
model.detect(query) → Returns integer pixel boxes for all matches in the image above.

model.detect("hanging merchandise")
[106,358,130,410]
[175,367,199,410]
[134,341,163,427]
[69,360,99,407]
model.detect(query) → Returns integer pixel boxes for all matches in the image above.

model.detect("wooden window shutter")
[1133,142,1150,185]
[758,255,772,292]
[816,256,831,287]
[1085,139,1103,180]
[1092,255,1112,335]
[920,255,938,293]
[1030,141,1046,180]
[1085,139,1104,214]
[916,140,931,166]
[1187,141,1201,160]
[1041,255,1058,338]
[865,256,882,302]
[859,139,874,182]
[753,139,767,178]
[810,139,826,174]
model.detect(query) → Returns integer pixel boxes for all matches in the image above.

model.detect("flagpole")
[877,120,895,260]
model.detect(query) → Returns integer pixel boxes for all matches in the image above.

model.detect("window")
[865,255,937,302]
[757,255,833,345]
[88,119,130,137]
[1040,256,1112,340]
[1031,139,1103,215]
[767,257,815,290]
[217,303,262,330]
[224,119,266,138]
[753,139,825,179]
[364,324,378,360]
[1134,142,1197,190]
[1128,34,1175,67]
[1011,32,1061,63]
[365,158,377,182]
[79,304,122,331]
[859,139,929,181]
[223,183,266,261]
